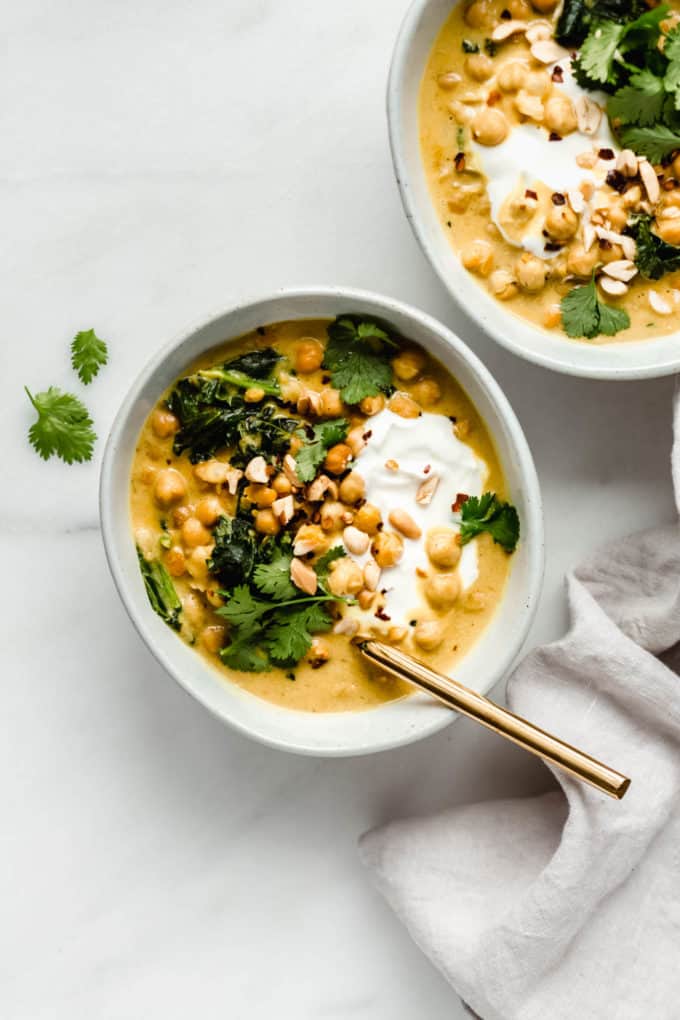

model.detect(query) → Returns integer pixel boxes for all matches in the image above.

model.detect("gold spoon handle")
[360,641,631,800]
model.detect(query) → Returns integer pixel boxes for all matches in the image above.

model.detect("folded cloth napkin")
[360,390,680,1020]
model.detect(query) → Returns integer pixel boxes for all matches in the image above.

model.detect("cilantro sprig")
[323,316,397,405]
[25,386,97,464]
[295,418,349,483]
[216,585,339,671]
[71,328,109,385]
[560,277,630,340]
[457,493,520,554]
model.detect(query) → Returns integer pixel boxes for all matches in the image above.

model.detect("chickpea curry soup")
[130,317,519,713]
[421,0,680,343]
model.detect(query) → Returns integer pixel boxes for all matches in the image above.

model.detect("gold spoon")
[359,641,631,800]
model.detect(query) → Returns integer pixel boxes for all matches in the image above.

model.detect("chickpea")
[320,500,347,532]
[411,377,441,407]
[359,393,385,416]
[607,202,628,231]
[413,619,444,652]
[462,239,494,277]
[272,473,293,496]
[425,572,461,609]
[472,108,509,147]
[567,244,599,278]
[497,61,527,93]
[201,625,226,654]
[545,203,579,241]
[295,338,324,374]
[254,509,281,535]
[507,0,532,16]
[164,545,186,577]
[489,269,518,301]
[465,53,494,81]
[195,496,223,526]
[544,96,577,136]
[448,184,479,214]
[531,0,558,11]
[353,502,383,535]
[151,408,179,438]
[657,218,680,246]
[181,516,211,548]
[426,527,461,569]
[464,0,492,29]
[327,558,364,597]
[154,468,187,508]
[319,387,344,417]
[672,153,680,180]
[371,530,404,569]
[346,426,367,457]
[516,253,548,292]
[339,471,366,505]
[599,242,624,264]
[388,392,421,419]
[244,387,265,403]
[182,592,205,628]
[186,545,212,585]
[324,442,353,475]
[392,348,426,382]
[172,504,194,526]
[524,71,551,98]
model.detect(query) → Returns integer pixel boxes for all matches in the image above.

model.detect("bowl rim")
[387,0,680,381]
[99,285,545,756]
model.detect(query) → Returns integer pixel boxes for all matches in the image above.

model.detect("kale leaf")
[625,213,680,279]
[137,548,182,630]
[208,516,257,589]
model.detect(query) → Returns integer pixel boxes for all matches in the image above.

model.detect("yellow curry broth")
[130,319,510,713]
[420,0,680,343]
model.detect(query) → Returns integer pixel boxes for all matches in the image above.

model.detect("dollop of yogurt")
[471,60,618,258]
[341,408,488,632]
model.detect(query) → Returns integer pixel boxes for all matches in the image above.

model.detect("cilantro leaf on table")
[70,328,109,385]
[619,123,680,162]
[295,418,349,483]
[560,278,630,340]
[625,213,680,279]
[137,549,183,630]
[25,386,97,464]
[264,603,333,668]
[608,70,667,127]
[253,547,298,600]
[323,316,397,405]
[458,493,520,554]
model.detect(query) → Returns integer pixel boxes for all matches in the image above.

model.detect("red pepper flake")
[551,66,564,82]
[452,492,470,512]
[454,151,466,172]
[375,607,391,622]
[423,464,431,474]
[598,238,613,250]
[544,241,562,252]
[663,178,676,191]
[486,90,502,107]
[598,148,615,161]
[525,188,538,200]
[362,430,373,440]
[606,169,626,193]
[500,7,511,18]
[549,132,562,142]
[551,192,566,205]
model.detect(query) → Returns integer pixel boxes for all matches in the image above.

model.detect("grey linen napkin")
[359,390,680,1020]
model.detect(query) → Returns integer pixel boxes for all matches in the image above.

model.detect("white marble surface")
[2,1,677,1017]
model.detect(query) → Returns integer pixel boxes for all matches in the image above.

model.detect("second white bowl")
[387,0,680,380]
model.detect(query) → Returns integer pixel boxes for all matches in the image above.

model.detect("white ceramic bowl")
[388,0,680,380]
[100,287,543,756]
